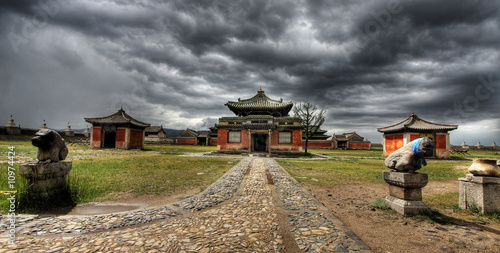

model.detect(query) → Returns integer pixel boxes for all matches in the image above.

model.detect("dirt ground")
[99,181,500,252]
[306,181,500,253]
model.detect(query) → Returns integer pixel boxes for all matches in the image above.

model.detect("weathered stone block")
[389,185,423,201]
[385,196,431,216]
[459,174,500,214]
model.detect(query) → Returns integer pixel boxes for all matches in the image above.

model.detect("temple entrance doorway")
[253,133,268,152]
[103,126,116,148]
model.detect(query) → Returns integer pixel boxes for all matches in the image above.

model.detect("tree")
[293,102,326,153]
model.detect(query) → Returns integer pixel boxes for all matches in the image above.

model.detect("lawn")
[0,139,238,213]
[276,158,472,187]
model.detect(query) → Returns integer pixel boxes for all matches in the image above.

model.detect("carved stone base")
[385,196,431,216]
[383,171,431,216]
[19,161,73,209]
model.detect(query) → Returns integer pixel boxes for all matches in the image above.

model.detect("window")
[279,132,291,144]
[228,131,241,143]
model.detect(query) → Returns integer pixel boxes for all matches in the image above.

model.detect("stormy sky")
[0,0,499,145]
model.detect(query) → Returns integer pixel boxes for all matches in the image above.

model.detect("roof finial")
[411,110,415,116]
[259,87,262,91]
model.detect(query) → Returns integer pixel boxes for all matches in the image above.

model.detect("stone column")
[268,129,272,155]
[248,130,252,153]
[383,171,431,216]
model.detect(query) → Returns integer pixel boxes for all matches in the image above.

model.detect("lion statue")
[385,137,435,173]
[31,129,69,163]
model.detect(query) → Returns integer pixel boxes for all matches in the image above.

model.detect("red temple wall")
[348,142,370,149]
[271,130,302,151]
[91,127,101,148]
[217,129,228,150]
[241,130,249,148]
[302,141,332,148]
[210,139,218,146]
[177,139,197,145]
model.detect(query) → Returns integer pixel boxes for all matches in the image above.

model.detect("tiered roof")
[225,89,293,116]
[84,108,150,128]
[377,112,458,133]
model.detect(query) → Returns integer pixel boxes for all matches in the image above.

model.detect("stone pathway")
[0,158,370,252]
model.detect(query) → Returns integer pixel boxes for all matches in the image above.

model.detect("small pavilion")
[377,112,458,158]
[216,89,303,154]
[84,108,150,149]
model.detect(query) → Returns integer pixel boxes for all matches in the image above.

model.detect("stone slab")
[389,185,422,201]
[383,171,428,188]
[464,174,500,184]
[385,196,431,216]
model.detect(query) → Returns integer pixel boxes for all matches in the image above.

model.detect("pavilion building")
[377,112,458,158]
[84,108,150,149]
[216,89,303,154]
[332,132,371,150]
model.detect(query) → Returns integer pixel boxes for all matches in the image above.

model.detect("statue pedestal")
[459,174,500,214]
[19,161,73,209]
[383,171,431,216]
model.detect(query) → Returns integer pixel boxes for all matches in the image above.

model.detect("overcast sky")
[1,0,499,145]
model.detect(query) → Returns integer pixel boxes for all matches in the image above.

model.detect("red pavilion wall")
[90,127,101,148]
[129,129,144,149]
[435,133,449,158]
[115,128,127,148]
[384,134,404,156]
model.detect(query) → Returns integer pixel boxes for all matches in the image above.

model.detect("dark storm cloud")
[0,0,498,144]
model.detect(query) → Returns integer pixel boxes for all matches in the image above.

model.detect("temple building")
[216,89,303,154]
[377,112,458,158]
[145,125,167,142]
[175,128,212,146]
[332,132,371,150]
[84,108,150,149]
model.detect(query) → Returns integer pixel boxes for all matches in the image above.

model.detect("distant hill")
[163,129,184,137]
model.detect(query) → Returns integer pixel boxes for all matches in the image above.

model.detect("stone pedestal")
[19,161,73,209]
[459,174,500,214]
[383,171,431,216]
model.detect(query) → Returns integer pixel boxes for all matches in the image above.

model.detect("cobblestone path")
[1,158,370,252]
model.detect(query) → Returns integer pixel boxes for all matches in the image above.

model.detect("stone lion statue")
[31,129,69,163]
[385,137,435,172]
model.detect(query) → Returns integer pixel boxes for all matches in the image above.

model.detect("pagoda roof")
[377,112,458,133]
[225,89,293,116]
[84,108,150,128]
